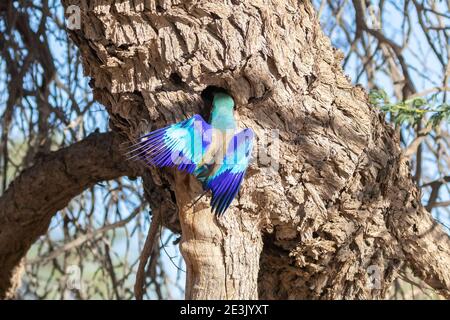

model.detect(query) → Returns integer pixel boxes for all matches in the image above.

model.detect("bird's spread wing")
[205,128,254,216]
[128,114,212,174]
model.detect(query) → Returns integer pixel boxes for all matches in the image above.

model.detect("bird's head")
[212,92,235,111]
[210,92,236,129]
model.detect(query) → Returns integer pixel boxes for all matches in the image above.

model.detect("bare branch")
[0,131,140,298]
[134,207,161,300]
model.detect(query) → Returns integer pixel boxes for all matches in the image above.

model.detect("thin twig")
[134,208,161,300]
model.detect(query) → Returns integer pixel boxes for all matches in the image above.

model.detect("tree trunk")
[174,172,261,299]
[60,0,450,299]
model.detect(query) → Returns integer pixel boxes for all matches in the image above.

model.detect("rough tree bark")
[1,0,448,299]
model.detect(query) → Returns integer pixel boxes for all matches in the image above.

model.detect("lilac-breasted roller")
[128,92,254,216]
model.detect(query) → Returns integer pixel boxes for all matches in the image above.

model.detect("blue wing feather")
[129,114,212,174]
[205,128,254,216]
[129,115,253,216]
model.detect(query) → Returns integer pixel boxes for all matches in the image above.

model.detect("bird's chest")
[202,129,235,164]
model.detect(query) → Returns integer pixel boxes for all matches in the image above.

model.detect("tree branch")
[422,176,450,211]
[134,207,161,300]
[0,131,139,299]
[387,158,450,299]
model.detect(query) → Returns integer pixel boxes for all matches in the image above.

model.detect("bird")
[128,92,254,216]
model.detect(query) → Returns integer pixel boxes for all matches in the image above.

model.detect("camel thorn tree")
[0,0,449,300]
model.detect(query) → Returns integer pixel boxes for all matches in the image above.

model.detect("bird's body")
[129,92,254,216]
[209,93,236,130]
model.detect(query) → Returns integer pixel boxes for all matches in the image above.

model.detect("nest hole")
[200,86,232,120]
